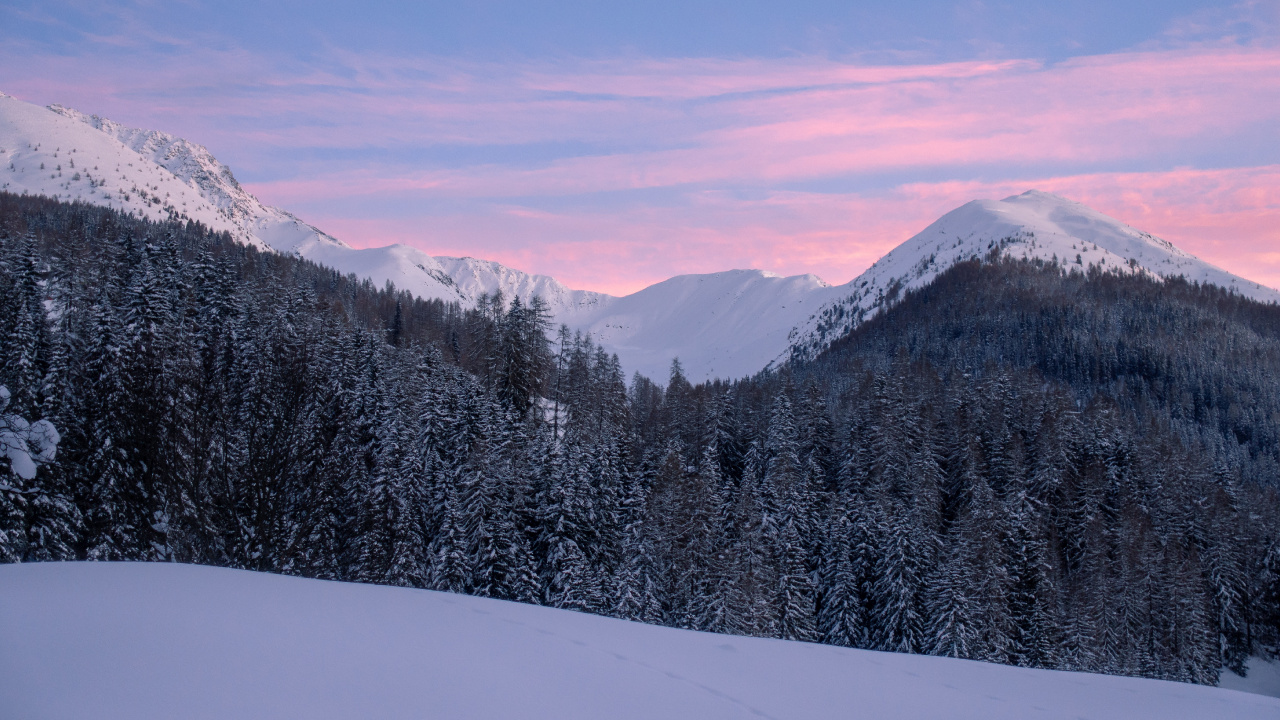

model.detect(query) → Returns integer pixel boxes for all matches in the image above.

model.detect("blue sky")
[2,1,1278,293]
[6,1,1253,60]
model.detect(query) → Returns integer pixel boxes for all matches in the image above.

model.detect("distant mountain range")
[3,91,1276,381]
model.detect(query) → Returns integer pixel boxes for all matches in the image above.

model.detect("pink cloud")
[221,44,1280,211]
[287,166,1280,297]
[12,43,1276,178]
[6,40,1279,295]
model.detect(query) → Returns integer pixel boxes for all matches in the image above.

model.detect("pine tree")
[926,533,980,659]
[615,513,664,624]
[2,233,50,417]
[871,508,928,654]
[539,441,605,613]
[776,512,817,642]
[727,458,780,637]
[818,503,863,648]
[0,386,30,562]
[79,287,136,561]
[428,476,472,594]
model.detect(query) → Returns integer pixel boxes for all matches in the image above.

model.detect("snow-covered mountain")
[0,91,498,307]
[0,92,340,257]
[0,91,839,380]
[5,91,1278,383]
[2,562,1275,720]
[568,270,843,381]
[786,190,1280,363]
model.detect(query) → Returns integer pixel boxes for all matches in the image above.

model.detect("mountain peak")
[1,92,346,255]
[785,189,1280,366]
[1006,188,1072,202]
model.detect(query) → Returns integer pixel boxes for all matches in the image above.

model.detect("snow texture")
[0,385,59,480]
[0,562,1276,720]
[5,91,1278,382]
[1221,657,1280,699]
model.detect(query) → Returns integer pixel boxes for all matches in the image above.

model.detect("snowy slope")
[787,190,1280,363]
[0,563,1274,720]
[1,92,257,243]
[0,92,475,304]
[1221,657,1280,698]
[569,270,843,381]
[436,255,611,316]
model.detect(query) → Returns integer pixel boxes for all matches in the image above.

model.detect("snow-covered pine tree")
[539,439,605,613]
[78,283,135,561]
[817,500,863,648]
[726,455,780,637]
[614,471,664,625]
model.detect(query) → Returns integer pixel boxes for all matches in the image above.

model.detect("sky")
[1,1,1278,295]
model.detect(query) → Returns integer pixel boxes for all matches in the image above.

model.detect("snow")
[5,91,1279,383]
[566,269,843,382]
[0,562,1275,720]
[0,94,244,240]
[435,256,610,315]
[1221,657,1280,699]
[786,190,1280,363]
[0,385,59,480]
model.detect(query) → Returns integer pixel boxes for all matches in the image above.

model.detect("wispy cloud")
[2,32,1277,294]
[294,166,1280,296]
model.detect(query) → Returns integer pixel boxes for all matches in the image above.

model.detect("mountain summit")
[3,91,1275,381]
[787,190,1280,364]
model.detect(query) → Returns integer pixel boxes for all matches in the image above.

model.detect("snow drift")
[0,562,1275,720]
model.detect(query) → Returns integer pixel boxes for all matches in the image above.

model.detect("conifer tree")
[818,502,864,648]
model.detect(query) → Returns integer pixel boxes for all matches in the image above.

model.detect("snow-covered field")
[1,563,1275,720]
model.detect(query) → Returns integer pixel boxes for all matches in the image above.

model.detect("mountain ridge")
[3,91,1276,382]
[785,190,1280,365]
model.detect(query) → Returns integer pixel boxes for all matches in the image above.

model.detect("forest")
[1,192,1278,686]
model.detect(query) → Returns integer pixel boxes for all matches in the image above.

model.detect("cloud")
[204,44,1280,202]
[2,37,1278,295]
[285,166,1280,297]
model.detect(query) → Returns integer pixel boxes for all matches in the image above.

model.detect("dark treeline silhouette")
[1,192,1277,687]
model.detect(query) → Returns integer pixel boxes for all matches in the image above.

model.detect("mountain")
[4,91,1277,382]
[568,270,842,381]
[3,562,1276,720]
[0,91,513,308]
[0,92,340,257]
[786,190,1280,364]
[0,91,827,380]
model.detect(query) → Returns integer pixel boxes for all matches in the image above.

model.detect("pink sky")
[232,46,1280,295]
[2,36,1277,296]
[294,166,1280,296]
